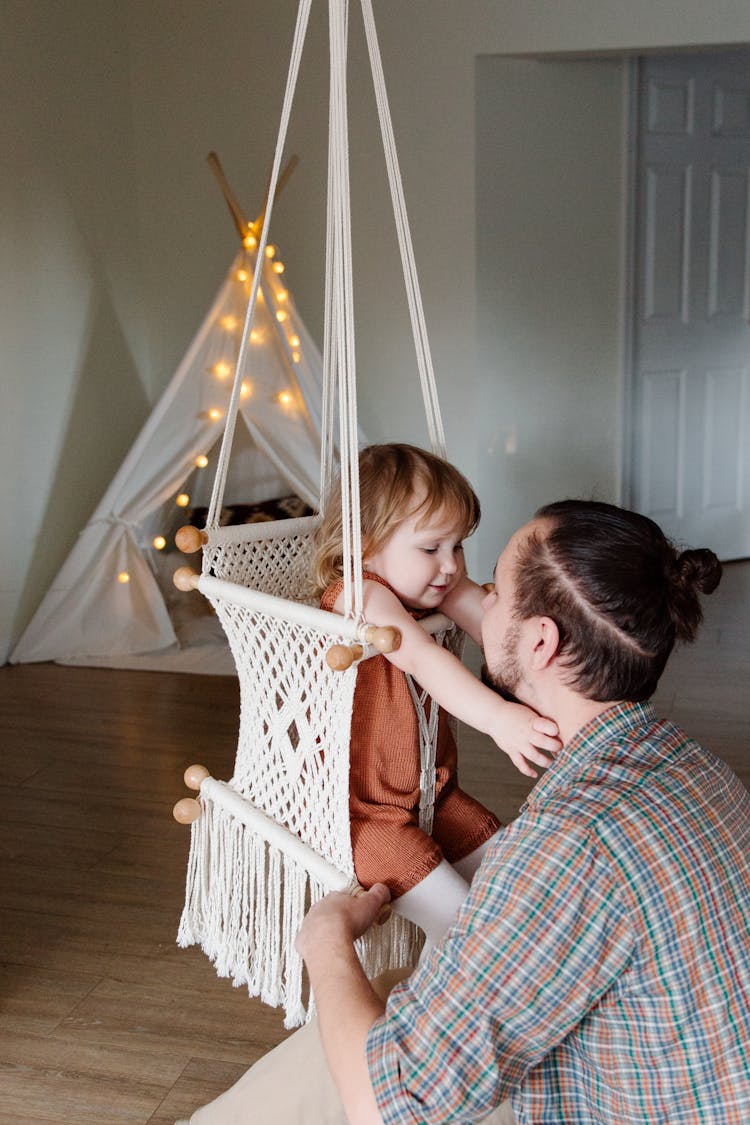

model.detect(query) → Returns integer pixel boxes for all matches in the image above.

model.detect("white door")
[631,52,750,560]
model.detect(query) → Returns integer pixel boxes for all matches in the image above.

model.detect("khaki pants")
[183,971,516,1125]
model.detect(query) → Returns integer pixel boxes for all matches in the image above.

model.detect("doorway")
[628,50,750,559]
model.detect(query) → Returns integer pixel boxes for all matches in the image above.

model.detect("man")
[296,500,750,1124]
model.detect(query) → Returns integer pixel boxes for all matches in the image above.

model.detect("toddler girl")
[314,443,560,944]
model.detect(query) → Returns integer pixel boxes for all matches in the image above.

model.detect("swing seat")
[178,517,460,1025]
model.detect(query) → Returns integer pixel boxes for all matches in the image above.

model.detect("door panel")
[632,52,750,558]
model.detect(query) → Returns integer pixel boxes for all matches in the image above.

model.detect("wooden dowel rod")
[203,777,352,892]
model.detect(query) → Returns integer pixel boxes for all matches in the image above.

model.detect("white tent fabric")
[11,244,327,668]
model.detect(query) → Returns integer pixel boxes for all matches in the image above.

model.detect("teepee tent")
[11,193,328,671]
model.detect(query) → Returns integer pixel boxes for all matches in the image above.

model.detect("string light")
[220,315,238,332]
[117,571,131,584]
[176,493,190,508]
[265,245,276,259]
[208,407,223,421]
[241,381,252,398]
[292,351,301,363]
[277,289,288,302]
[276,310,288,323]
[272,262,285,274]
[212,361,232,380]
[237,269,249,282]
[250,329,262,343]
[195,454,209,469]
[278,390,293,406]
[153,536,167,550]
[243,233,257,250]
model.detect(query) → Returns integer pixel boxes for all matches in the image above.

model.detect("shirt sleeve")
[365,815,635,1124]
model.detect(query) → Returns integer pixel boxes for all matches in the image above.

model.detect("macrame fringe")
[178,789,421,1027]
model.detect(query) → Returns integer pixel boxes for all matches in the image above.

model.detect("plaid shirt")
[366,701,750,1124]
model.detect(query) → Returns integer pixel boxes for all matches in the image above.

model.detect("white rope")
[207,0,313,528]
[359,0,446,459]
[328,0,364,620]
[405,675,440,836]
[319,25,338,513]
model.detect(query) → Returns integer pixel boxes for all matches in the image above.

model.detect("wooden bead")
[173,797,201,824]
[326,644,353,671]
[184,764,210,790]
[173,566,198,592]
[175,525,206,554]
[325,643,363,671]
[365,625,401,654]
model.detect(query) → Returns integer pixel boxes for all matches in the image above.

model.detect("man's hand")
[295,883,392,963]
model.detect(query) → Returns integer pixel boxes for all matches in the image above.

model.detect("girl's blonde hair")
[313,443,480,596]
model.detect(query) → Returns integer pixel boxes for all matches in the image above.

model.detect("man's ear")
[528,616,560,671]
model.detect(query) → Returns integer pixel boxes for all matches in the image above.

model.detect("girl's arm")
[361,581,560,776]
[437,574,486,645]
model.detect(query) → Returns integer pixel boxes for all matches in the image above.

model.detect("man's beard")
[481,621,523,702]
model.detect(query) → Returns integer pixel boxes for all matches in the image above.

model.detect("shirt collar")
[521,699,658,812]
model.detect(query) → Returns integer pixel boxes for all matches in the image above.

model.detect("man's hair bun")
[669,549,722,641]
[674,548,722,594]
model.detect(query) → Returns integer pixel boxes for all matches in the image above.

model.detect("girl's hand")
[490,705,561,778]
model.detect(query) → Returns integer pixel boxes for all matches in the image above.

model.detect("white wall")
[4,0,750,659]
[475,57,627,568]
[0,1,147,660]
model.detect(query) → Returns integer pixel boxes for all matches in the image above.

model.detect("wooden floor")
[1,562,748,1123]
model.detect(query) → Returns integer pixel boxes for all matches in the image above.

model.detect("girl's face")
[363,498,467,610]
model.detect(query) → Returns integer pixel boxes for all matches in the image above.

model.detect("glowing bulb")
[220,315,238,331]
[289,335,300,348]
[208,407,223,422]
[153,536,167,551]
[241,381,252,398]
[195,454,209,468]
[276,310,288,323]
[277,289,288,301]
[292,351,301,363]
[117,571,131,584]
[176,493,190,508]
[272,261,285,274]
[212,361,232,379]
[249,329,262,343]
[243,233,257,249]
[237,269,249,282]
[265,244,276,259]
[278,390,293,406]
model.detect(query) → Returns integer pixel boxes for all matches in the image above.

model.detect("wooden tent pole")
[207,151,300,243]
[207,151,250,240]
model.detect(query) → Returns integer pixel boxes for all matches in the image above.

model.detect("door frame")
[620,55,640,509]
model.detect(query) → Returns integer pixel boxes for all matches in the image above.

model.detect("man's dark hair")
[514,500,722,702]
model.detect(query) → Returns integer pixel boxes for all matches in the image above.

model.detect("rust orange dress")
[321,573,501,897]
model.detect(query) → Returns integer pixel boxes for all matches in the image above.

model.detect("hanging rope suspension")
[206,0,313,531]
[174,0,456,1028]
[360,0,446,459]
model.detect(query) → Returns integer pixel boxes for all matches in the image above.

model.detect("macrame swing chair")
[172,0,460,1029]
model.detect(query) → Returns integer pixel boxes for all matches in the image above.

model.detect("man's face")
[480,519,543,702]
